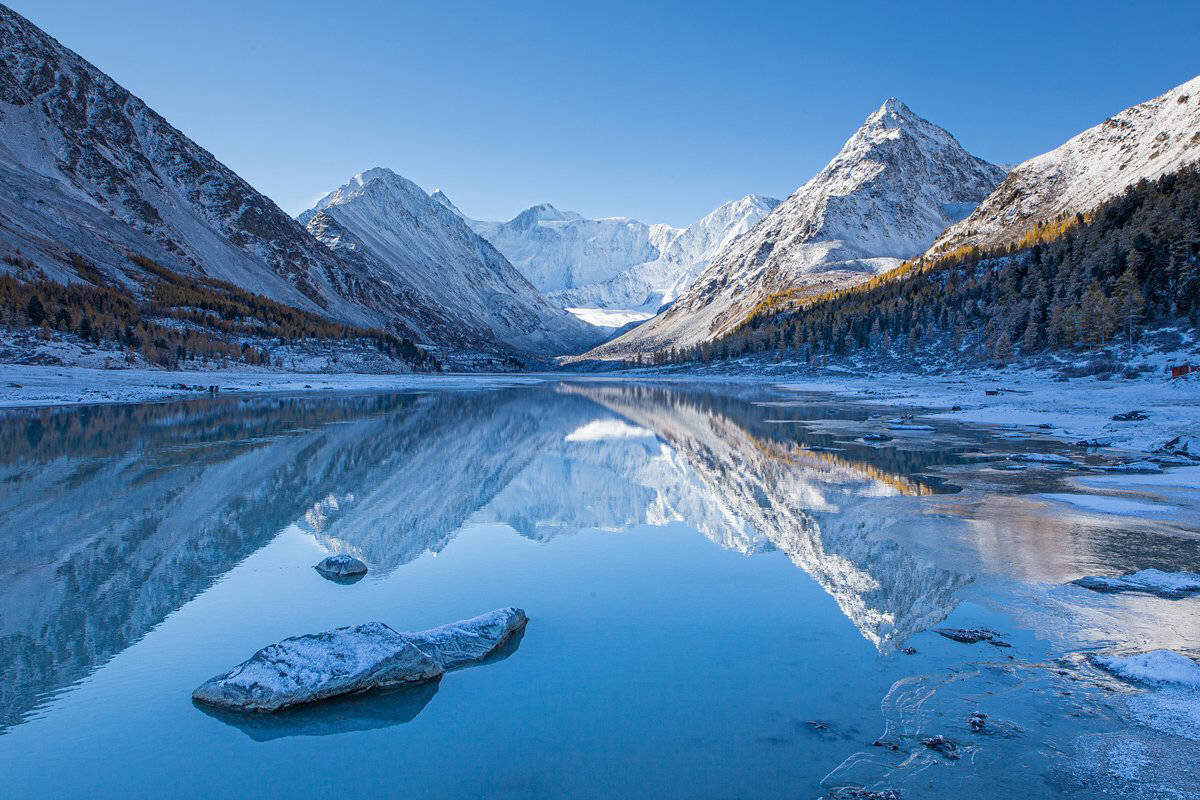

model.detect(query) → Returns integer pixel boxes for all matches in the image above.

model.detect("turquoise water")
[0,381,1197,798]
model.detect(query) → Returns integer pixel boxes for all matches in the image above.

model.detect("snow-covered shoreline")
[0,364,546,408]
[0,362,1196,464]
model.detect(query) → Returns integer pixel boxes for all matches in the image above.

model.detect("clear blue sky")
[10,0,1200,226]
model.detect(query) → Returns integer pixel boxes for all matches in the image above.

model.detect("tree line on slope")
[645,162,1200,368]
[0,252,438,371]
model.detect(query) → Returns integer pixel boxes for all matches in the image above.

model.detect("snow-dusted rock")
[192,608,528,712]
[583,98,1005,357]
[930,74,1200,256]
[313,554,368,580]
[299,170,602,356]
[1158,434,1200,460]
[1073,569,1200,599]
[1091,650,1200,689]
[1012,452,1073,464]
[1098,460,1163,474]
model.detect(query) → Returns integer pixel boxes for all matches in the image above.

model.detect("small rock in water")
[921,734,960,759]
[1072,569,1200,599]
[192,607,528,712]
[899,646,918,655]
[968,711,988,732]
[1012,452,1073,464]
[314,554,368,580]
[934,627,1003,644]
[826,787,902,800]
[1111,410,1149,421]
[863,433,892,442]
[1073,438,1114,448]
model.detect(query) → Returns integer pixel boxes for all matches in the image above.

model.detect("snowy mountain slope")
[582,99,1006,357]
[299,169,604,356]
[0,5,431,335]
[930,74,1200,255]
[548,194,781,313]
[468,203,679,294]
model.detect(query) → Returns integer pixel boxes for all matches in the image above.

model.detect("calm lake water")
[0,380,1197,799]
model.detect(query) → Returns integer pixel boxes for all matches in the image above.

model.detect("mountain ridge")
[579,98,1006,358]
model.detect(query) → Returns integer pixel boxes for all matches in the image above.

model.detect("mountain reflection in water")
[0,382,1036,732]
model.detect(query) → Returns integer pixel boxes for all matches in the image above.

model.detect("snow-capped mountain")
[584,99,1006,357]
[468,195,780,325]
[298,169,603,356]
[548,194,782,313]
[469,204,679,294]
[929,74,1200,255]
[0,5,426,336]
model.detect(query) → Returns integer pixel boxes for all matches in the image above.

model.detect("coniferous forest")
[0,252,438,371]
[649,163,1200,369]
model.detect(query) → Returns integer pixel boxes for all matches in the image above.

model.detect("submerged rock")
[1072,569,1200,599]
[968,711,988,732]
[921,734,961,759]
[192,608,528,712]
[934,627,1003,644]
[314,554,368,580]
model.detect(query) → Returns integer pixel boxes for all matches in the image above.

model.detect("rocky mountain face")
[547,194,781,313]
[299,169,603,356]
[930,74,1200,255]
[0,6,594,360]
[0,5,422,334]
[584,99,1006,357]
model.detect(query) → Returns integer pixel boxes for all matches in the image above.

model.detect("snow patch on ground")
[565,307,654,328]
[0,363,545,408]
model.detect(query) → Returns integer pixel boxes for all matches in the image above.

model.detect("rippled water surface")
[0,380,1197,798]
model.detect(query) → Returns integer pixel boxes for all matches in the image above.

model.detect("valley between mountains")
[0,2,1197,387]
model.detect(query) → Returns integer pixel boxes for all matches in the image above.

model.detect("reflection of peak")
[562,383,968,650]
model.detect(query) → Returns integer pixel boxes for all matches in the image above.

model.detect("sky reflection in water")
[0,381,1197,799]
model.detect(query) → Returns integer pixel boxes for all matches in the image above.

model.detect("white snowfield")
[298,168,602,356]
[0,364,546,408]
[932,74,1200,255]
[583,99,1006,358]
[468,195,780,319]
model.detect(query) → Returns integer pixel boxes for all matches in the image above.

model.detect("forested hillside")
[0,252,437,371]
[650,163,1200,368]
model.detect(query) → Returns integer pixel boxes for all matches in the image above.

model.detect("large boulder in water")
[314,553,368,580]
[192,608,527,712]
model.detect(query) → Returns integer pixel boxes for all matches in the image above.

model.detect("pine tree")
[1112,266,1145,347]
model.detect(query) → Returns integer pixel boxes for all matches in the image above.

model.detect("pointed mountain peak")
[862,97,922,130]
[430,189,465,219]
[509,202,580,228]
